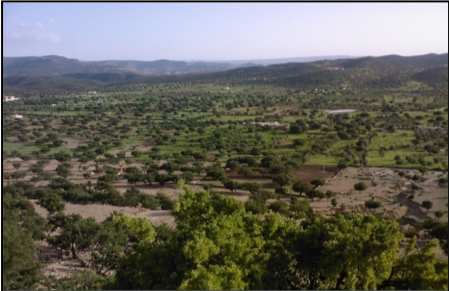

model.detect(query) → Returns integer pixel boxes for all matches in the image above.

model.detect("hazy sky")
[2,3,448,61]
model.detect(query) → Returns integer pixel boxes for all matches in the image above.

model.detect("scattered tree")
[434,211,444,221]
[354,182,368,193]
[331,197,338,208]
[421,200,433,212]
[365,199,382,210]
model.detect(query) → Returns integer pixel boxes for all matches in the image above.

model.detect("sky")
[2,2,448,61]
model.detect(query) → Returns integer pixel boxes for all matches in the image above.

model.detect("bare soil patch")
[30,199,175,226]
[319,167,448,222]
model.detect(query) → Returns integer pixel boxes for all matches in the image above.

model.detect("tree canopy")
[109,184,447,290]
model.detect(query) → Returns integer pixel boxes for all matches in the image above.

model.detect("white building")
[328,109,357,114]
[3,96,18,102]
[244,121,289,130]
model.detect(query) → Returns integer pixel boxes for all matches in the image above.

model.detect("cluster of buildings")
[3,96,23,118]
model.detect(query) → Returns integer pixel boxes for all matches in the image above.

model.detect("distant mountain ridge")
[2,55,237,77]
[206,53,448,90]
[87,59,235,73]
[2,55,359,77]
[223,55,356,66]
[377,53,449,69]
[2,55,136,76]
[2,53,447,95]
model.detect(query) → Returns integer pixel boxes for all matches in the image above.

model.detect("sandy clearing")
[30,199,175,226]
[319,167,448,221]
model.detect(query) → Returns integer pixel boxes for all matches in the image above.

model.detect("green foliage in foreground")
[109,183,448,290]
[2,191,47,290]
[2,182,448,290]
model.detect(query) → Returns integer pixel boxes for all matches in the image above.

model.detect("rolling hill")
[2,53,447,95]
[2,55,236,77]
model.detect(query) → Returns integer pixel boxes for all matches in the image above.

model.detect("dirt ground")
[294,165,340,183]
[318,167,448,222]
[30,199,176,226]
[5,157,448,279]
[4,157,447,224]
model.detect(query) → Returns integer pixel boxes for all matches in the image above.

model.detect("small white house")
[3,96,18,102]
[11,114,23,119]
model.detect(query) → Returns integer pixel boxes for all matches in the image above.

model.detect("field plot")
[319,167,448,222]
